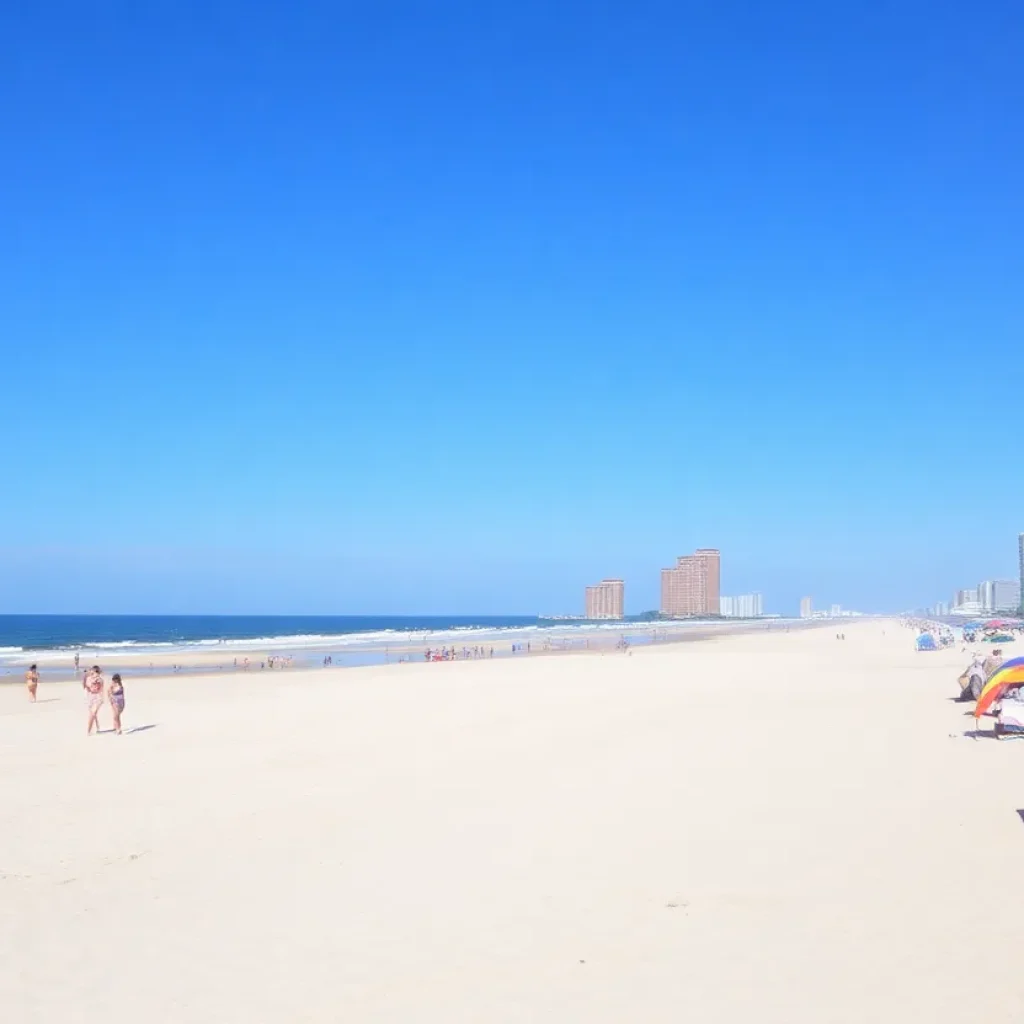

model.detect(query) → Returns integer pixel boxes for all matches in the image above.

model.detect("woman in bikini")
[84,666,105,735]
[26,664,39,702]
[108,673,125,735]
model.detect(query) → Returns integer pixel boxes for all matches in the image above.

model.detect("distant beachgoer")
[26,664,39,702]
[84,666,105,735]
[74,652,80,671]
[108,673,125,735]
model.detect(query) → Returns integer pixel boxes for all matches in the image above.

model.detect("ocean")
[0,613,749,677]
[0,614,542,654]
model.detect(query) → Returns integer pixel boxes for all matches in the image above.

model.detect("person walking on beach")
[107,673,125,735]
[25,664,39,702]
[84,666,105,736]
[74,652,80,672]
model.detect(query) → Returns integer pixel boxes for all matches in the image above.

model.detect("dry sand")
[2,621,1022,1022]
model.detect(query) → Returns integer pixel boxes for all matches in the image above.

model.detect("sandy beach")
[2,620,1022,1022]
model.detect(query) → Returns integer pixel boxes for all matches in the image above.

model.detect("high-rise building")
[800,597,813,619]
[830,604,842,617]
[720,593,763,618]
[585,579,624,620]
[992,580,1021,613]
[660,549,720,617]
[979,581,995,612]
[1019,534,1024,612]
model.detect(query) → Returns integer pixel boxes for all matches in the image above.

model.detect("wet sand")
[2,621,1021,1022]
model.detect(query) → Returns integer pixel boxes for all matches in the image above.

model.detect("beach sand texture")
[3,621,1022,1022]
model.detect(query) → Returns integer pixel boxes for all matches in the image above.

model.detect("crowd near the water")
[16,629,640,733]
[425,645,498,661]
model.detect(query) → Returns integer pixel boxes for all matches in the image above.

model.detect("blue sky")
[3,0,1022,615]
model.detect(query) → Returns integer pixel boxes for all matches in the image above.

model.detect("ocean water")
[0,614,541,654]
[0,613,740,677]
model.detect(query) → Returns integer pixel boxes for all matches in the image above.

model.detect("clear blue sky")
[3,0,1022,616]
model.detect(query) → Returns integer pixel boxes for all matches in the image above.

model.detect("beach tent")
[974,657,1024,717]
[916,634,938,651]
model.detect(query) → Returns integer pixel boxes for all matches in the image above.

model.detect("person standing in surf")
[26,664,39,702]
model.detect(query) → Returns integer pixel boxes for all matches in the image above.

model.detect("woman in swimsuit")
[108,673,125,735]
[26,664,39,702]
[84,665,105,735]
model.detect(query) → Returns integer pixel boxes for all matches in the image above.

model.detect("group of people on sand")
[425,645,496,662]
[83,665,126,735]
[26,663,126,735]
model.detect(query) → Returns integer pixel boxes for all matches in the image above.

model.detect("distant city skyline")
[927,532,1024,617]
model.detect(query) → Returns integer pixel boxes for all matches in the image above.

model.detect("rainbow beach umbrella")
[974,657,1024,718]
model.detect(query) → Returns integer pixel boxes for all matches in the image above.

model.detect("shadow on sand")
[94,725,158,736]
[964,724,1024,741]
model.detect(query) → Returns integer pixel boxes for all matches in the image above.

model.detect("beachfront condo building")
[660,549,720,618]
[996,580,1021,612]
[979,579,1021,613]
[1019,534,1024,611]
[721,593,763,618]
[800,597,813,619]
[585,579,625,620]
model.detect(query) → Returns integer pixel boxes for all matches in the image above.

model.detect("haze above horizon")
[3,0,1022,616]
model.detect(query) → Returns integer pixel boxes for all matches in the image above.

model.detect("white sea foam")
[83,640,177,650]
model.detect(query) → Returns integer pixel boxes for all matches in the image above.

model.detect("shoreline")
[0,617,833,682]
